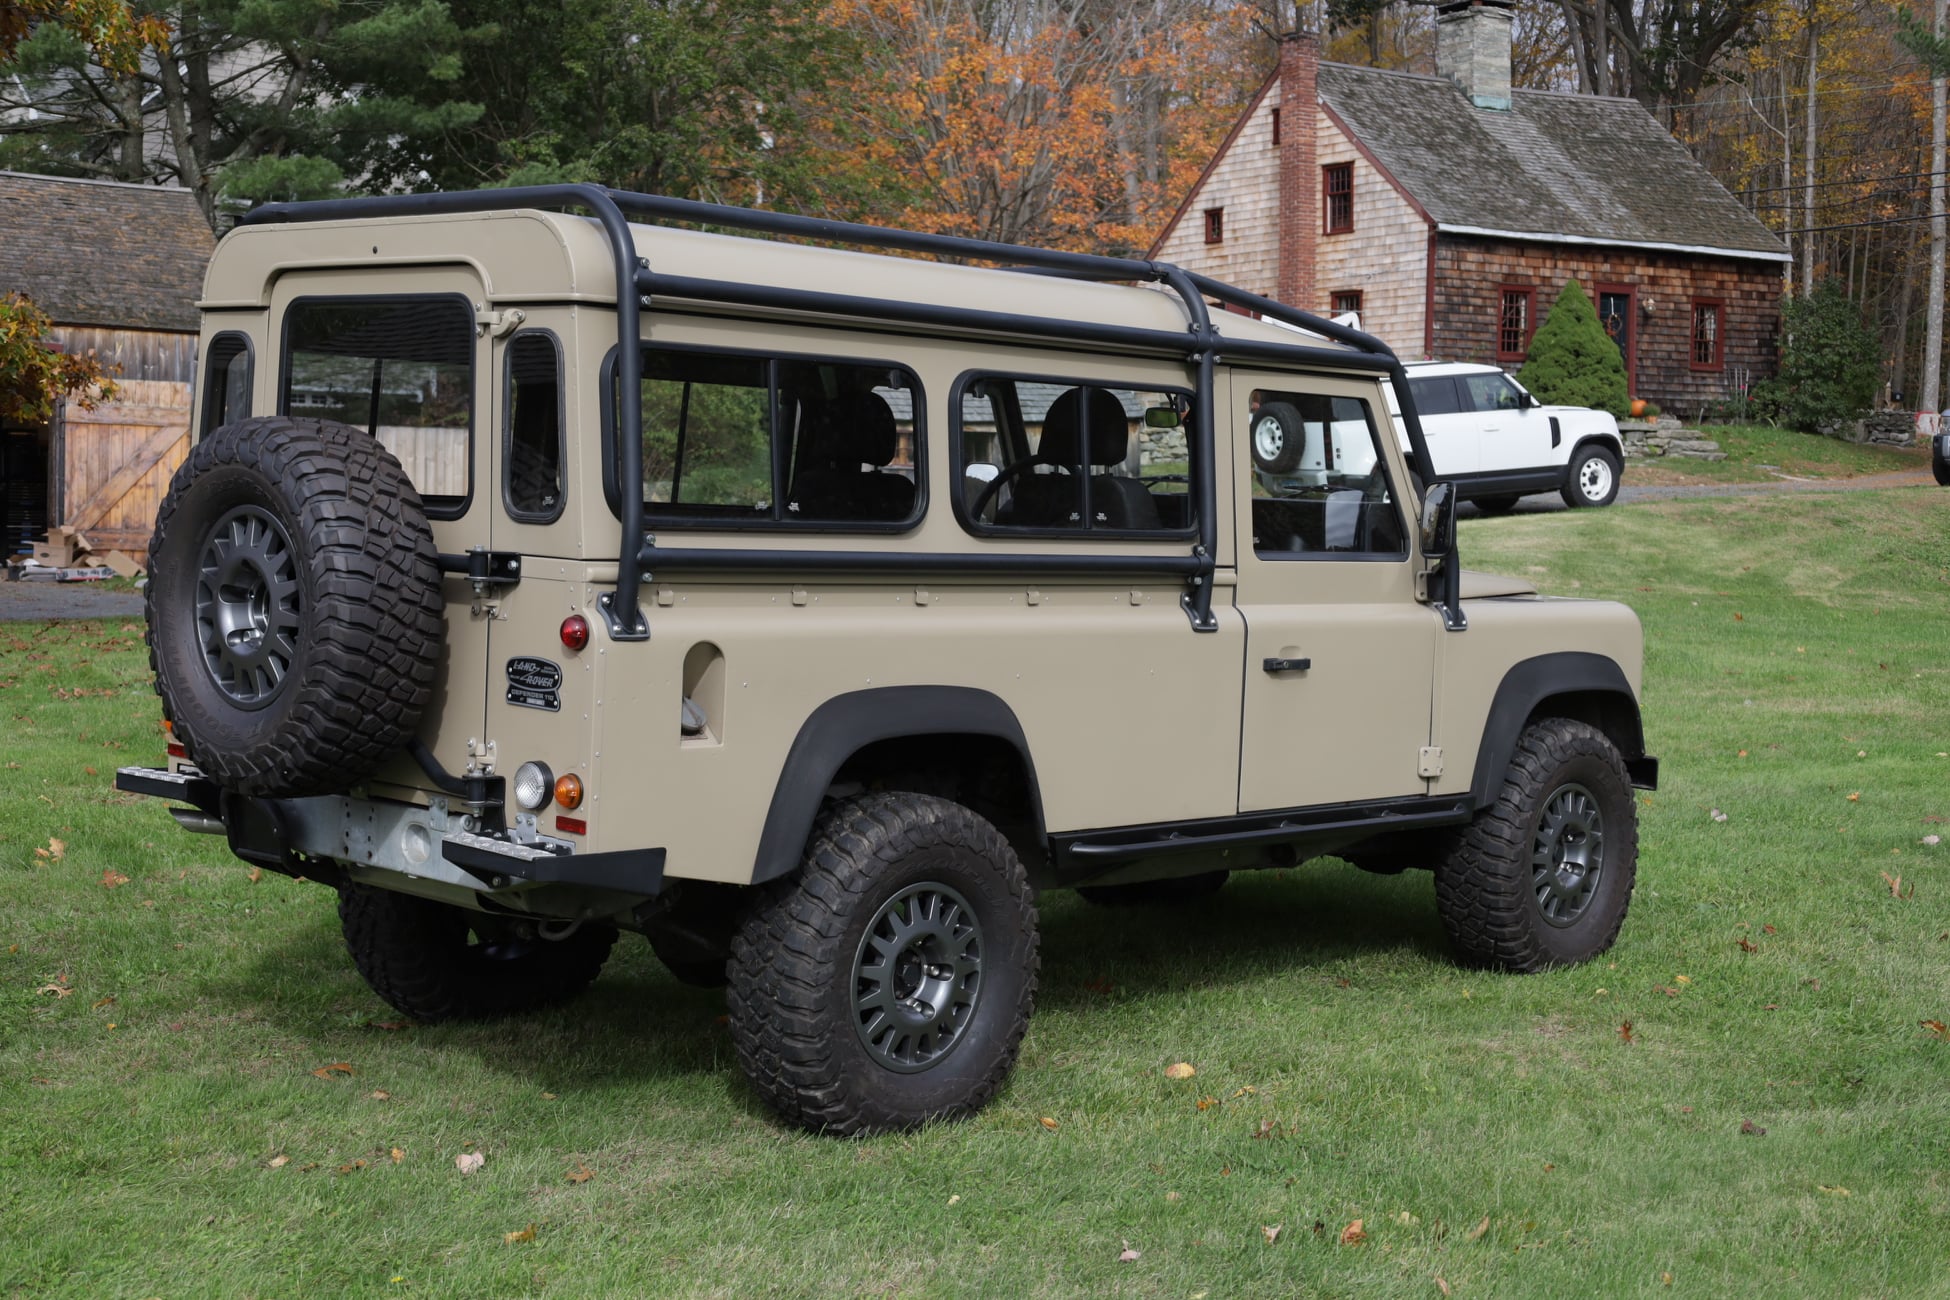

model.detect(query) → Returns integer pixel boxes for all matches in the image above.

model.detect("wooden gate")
[58,378,192,554]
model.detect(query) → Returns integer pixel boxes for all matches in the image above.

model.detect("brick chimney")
[1276,30,1319,310]
[1436,0,1514,110]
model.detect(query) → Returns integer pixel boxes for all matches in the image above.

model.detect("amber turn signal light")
[553,773,584,810]
[560,615,590,651]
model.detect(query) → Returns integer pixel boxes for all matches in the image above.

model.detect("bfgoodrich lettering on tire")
[146,417,444,797]
[1434,718,1637,971]
[727,792,1038,1135]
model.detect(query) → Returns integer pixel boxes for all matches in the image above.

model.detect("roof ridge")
[0,170,197,196]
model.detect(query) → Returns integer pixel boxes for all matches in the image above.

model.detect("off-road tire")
[1250,401,1306,475]
[1933,441,1950,486]
[1077,870,1230,905]
[338,883,617,1021]
[1560,444,1621,508]
[1434,718,1636,971]
[146,417,443,797]
[1472,494,1521,514]
[726,793,1038,1135]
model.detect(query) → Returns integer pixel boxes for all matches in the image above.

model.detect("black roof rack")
[241,185,1437,638]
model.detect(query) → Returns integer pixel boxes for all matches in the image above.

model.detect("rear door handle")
[1262,657,1311,674]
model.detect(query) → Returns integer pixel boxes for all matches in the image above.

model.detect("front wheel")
[1433,719,1637,971]
[727,793,1038,1135]
[1561,445,1621,508]
[338,884,616,1021]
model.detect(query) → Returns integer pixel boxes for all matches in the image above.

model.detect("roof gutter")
[1437,224,1792,264]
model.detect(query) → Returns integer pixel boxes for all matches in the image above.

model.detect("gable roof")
[1317,64,1789,262]
[0,172,215,331]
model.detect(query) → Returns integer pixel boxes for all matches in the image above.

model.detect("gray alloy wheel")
[194,504,302,708]
[851,882,985,1073]
[1531,782,1605,927]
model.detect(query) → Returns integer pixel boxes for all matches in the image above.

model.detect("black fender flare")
[1566,433,1624,473]
[751,686,1046,885]
[1468,652,1655,805]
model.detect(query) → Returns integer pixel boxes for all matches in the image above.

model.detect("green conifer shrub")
[1518,279,1630,417]
[1778,281,1881,435]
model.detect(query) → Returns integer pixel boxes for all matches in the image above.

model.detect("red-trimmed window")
[1204,207,1224,245]
[1270,107,1282,146]
[1323,163,1353,234]
[1691,300,1724,370]
[1497,287,1535,360]
[1331,290,1363,317]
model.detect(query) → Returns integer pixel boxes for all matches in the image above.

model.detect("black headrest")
[836,391,898,468]
[1039,388,1128,467]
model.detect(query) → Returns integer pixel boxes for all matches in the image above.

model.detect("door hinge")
[475,306,526,338]
[1418,746,1444,779]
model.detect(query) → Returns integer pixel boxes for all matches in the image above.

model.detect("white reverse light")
[513,761,554,811]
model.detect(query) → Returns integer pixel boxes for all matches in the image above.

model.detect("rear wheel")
[339,884,616,1021]
[727,793,1038,1135]
[1433,719,1636,971]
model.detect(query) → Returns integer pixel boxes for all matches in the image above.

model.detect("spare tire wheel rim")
[1254,415,1285,463]
[1532,781,1605,927]
[1578,456,1613,501]
[195,503,303,708]
[852,882,984,1073]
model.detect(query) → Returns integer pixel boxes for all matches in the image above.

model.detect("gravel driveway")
[0,578,145,623]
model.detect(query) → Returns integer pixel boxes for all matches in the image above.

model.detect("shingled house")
[1150,2,1791,412]
[0,172,214,558]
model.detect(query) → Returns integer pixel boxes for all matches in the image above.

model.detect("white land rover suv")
[1402,361,1624,511]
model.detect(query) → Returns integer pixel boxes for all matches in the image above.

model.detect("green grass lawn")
[3,488,1948,1298]
[1627,422,1930,486]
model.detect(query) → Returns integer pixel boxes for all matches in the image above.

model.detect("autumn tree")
[0,292,118,425]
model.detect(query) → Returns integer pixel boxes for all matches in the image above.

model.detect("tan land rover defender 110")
[118,185,1657,1135]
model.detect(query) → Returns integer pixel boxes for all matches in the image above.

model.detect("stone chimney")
[1276,30,1319,309]
[1436,0,1514,111]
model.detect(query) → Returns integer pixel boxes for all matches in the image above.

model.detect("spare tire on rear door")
[146,416,445,798]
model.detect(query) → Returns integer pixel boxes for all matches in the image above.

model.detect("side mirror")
[1516,389,1537,410]
[1419,481,1457,566]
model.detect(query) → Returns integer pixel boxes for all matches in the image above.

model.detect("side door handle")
[1262,657,1311,674]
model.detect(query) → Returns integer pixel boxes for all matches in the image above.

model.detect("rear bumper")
[114,766,666,897]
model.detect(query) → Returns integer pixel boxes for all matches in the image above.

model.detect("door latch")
[1262,657,1312,674]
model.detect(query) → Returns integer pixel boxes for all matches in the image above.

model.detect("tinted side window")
[632,348,922,529]
[1248,389,1405,559]
[954,375,1191,535]
[505,333,563,520]
[1461,372,1523,413]
[283,298,472,513]
[1408,376,1462,417]
[200,332,252,435]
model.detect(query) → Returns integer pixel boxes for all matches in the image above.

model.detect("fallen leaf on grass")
[370,1090,391,1101]
[1656,985,1681,997]
[309,1062,355,1078]
[1880,872,1913,900]
[1437,1278,1453,1297]
[1763,924,1777,934]
[1818,1185,1851,1196]
[1116,1243,1140,1263]
[83,766,96,777]
[1465,1216,1491,1241]
[1737,750,1748,758]
[246,868,261,884]
[455,1152,485,1174]
[1737,938,1758,953]
[1709,809,1728,823]
[1038,1116,1058,1131]
[1231,1085,1258,1099]
[1674,975,1691,986]
[267,1155,290,1169]
[1922,1020,1948,1040]
[34,838,65,861]
[1250,1118,1279,1140]
[370,1021,411,1032]
[1619,1021,1634,1043]
[1195,1096,1217,1111]
[1924,836,1941,847]
[1740,1119,1766,1137]
[566,1163,594,1184]
[1261,1224,1282,1245]
[100,869,128,889]
[1163,1062,1195,1080]
[91,995,114,1009]
[1847,793,1861,803]
[504,1224,536,1245]
[1339,1219,1367,1246]
[1662,1273,1674,1287]
[390,1148,406,1164]
[35,983,73,998]
[949,1194,962,1205]
[336,1159,367,1175]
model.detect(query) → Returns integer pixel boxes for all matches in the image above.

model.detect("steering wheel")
[969,456,1058,522]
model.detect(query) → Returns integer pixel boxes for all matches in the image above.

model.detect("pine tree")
[1518,279,1630,417]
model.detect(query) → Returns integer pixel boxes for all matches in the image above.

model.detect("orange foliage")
[810,0,1260,256]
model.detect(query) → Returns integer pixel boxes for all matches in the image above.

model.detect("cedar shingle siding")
[1150,29,1790,411]
[0,172,213,333]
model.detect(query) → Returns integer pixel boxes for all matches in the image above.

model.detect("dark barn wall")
[1432,235,1786,413]
[49,326,199,385]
